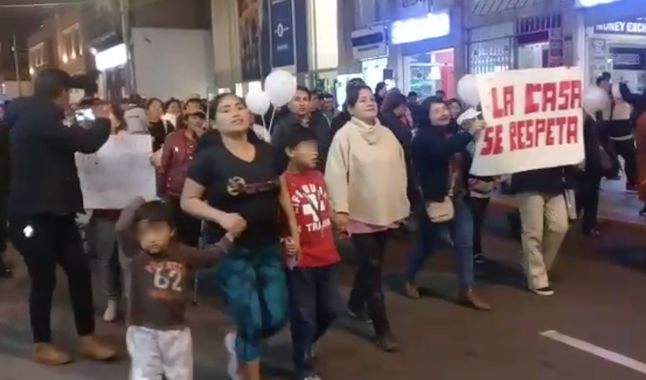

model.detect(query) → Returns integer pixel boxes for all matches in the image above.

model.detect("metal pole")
[12,34,22,97]
[120,0,136,94]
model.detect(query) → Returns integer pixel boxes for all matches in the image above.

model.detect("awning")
[471,0,547,16]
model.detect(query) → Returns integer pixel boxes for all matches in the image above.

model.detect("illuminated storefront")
[390,10,456,98]
[579,0,646,91]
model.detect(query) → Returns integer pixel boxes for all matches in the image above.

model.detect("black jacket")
[583,116,603,174]
[412,125,473,202]
[511,166,576,195]
[0,121,9,196]
[271,113,331,173]
[379,111,413,184]
[330,110,351,139]
[6,97,110,216]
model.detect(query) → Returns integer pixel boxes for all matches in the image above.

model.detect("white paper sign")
[76,134,156,209]
[470,67,585,176]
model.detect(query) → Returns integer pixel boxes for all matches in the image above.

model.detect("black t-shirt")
[187,142,280,248]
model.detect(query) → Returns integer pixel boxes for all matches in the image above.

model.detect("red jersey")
[283,170,340,268]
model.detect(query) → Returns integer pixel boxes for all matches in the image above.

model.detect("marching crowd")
[1,67,646,380]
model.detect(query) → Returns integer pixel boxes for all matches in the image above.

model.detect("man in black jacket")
[0,105,11,277]
[272,86,331,172]
[5,69,116,365]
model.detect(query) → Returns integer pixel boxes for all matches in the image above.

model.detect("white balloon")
[582,86,610,115]
[457,74,480,107]
[245,90,271,115]
[264,69,297,107]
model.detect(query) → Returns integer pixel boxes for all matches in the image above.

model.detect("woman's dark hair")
[196,93,261,153]
[134,200,175,229]
[164,98,181,113]
[382,92,407,113]
[416,96,447,128]
[145,97,163,110]
[346,85,374,109]
[447,98,461,107]
[374,82,386,96]
[110,102,126,132]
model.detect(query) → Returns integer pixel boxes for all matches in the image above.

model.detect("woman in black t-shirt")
[181,93,299,380]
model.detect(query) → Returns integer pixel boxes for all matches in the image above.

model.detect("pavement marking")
[541,330,646,375]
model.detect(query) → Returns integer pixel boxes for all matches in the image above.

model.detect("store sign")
[470,67,584,176]
[351,26,388,60]
[612,47,645,70]
[391,11,450,45]
[268,0,296,69]
[577,0,622,7]
[594,19,646,35]
[95,43,127,71]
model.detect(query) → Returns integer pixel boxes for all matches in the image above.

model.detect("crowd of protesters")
[0,67,644,380]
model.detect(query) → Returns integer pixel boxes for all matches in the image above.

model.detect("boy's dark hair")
[596,76,609,86]
[408,91,418,98]
[295,86,311,98]
[284,125,318,150]
[133,200,175,229]
[34,68,72,99]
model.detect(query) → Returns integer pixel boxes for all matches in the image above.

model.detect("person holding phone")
[5,69,116,365]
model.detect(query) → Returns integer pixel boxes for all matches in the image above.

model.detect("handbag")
[563,189,577,221]
[423,162,456,223]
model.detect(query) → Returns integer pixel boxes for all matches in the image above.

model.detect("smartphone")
[75,108,95,123]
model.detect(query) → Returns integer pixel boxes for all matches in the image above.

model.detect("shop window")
[61,25,82,63]
[403,48,454,99]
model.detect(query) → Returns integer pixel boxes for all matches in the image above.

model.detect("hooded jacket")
[5,97,110,216]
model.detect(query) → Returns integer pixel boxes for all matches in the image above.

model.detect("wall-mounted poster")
[238,0,263,80]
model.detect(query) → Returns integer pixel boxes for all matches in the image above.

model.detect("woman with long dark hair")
[147,97,174,152]
[404,97,492,310]
[181,93,299,380]
[325,85,409,351]
[85,103,133,323]
[374,82,387,111]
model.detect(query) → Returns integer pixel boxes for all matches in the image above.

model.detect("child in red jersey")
[281,126,341,380]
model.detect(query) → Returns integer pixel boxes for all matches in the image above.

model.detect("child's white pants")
[127,325,193,380]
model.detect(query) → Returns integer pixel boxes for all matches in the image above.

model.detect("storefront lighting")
[62,53,68,63]
[577,0,621,7]
[391,11,450,45]
[95,43,127,71]
[29,67,34,76]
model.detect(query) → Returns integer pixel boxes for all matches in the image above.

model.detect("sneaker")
[224,332,240,380]
[347,307,373,324]
[626,184,638,193]
[375,332,399,352]
[78,335,116,361]
[103,299,118,323]
[0,259,11,278]
[474,253,487,265]
[531,286,555,296]
[404,282,420,299]
[33,343,73,366]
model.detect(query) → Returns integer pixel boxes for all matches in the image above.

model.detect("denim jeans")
[406,197,475,289]
[215,244,288,362]
[286,265,341,378]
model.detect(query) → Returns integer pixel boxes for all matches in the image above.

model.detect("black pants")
[613,138,638,187]
[576,171,602,233]
[0,195,7,253]
[349,231,390,336]
[468,197,490,255]
[9,214,95,343]
[169,197,201,247]
[287,265,340,378]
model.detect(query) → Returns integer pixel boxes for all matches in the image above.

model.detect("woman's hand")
[468,119,486,136]
[219,213,247,237]
[284,236,300,256]
[332,212,351,238]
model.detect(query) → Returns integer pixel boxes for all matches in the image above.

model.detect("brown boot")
[457,289,493,311]
[33,343,73,366]
[78,335,117,361]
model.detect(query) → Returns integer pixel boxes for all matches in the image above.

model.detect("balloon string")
[268,108,277,135]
